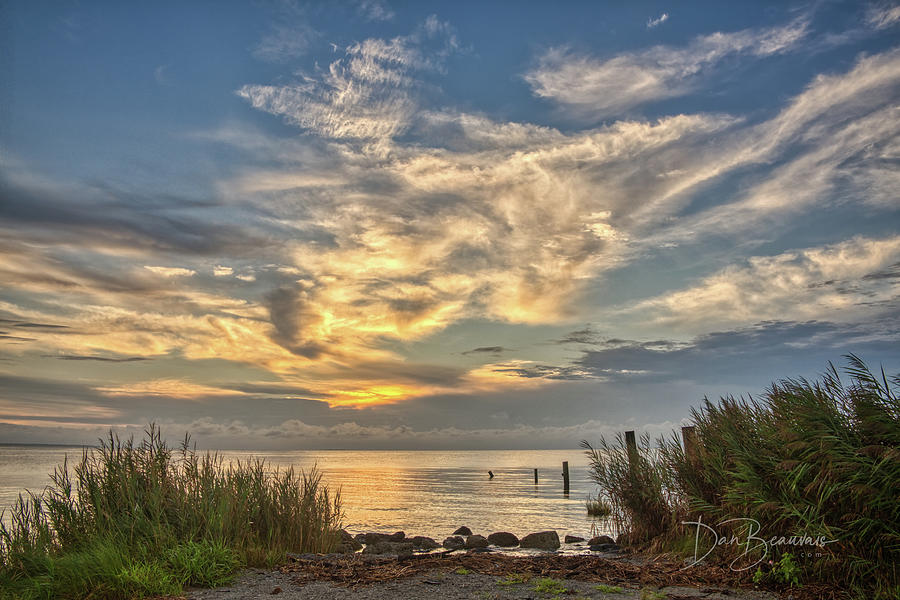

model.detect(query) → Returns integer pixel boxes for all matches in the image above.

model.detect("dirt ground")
[184,552,811,600]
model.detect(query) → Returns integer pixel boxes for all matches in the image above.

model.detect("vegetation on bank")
[582,355,899,599]
[0,425,342,599]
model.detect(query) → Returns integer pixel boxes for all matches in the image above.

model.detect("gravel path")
[186,566,781,600]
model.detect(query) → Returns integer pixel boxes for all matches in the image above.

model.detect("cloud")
[629,236,900,331]
[524,18,809,117]
[647,13,669,29]
[867,4,900,29]
[237,19,459,146]
[252,1,318,62]
[461,346,511,355]
[47,355,151,362]
[0,415,686,450]
[554,326,603,345]
[144,266,196,277]
[213,265,233,277]
[355,0,394,22]
[266,286,326,359]
[95,379,246,399]
[153,65,169,85]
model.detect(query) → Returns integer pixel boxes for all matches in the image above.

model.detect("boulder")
[410,536,439,550]
[442,535,466,550]
[362,531,405,545]
[487,532,519,547]
[361,541,414,557]
[564,535,584,543]
[465,534,489,549]
[519,531,560,550]
[336,536,363,553]
[589,543,621,553]
[587,535,615,546]
[452,526,472,536]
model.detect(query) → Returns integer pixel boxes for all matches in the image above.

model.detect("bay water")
[0,445,612,542]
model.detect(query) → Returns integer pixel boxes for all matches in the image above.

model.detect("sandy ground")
[185,560,783,600]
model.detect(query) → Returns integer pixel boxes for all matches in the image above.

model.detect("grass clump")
[582,355,900,598]
[585,495,612,518]
[0,424,342,599]
[497,572,530,586]
[639,589,665,600]
[532,576,568,596]
[595,583,625,593]
[454,567,470,575]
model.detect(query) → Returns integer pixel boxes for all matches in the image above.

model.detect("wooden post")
[562,461,570,494]
[625,430,637,469]
[534,468,539,484]
[682,426,698,463]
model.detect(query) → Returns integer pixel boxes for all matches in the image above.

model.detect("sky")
[1,0,899,450]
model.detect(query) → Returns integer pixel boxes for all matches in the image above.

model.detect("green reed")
[0,424,342,599]
[584,355,899,598]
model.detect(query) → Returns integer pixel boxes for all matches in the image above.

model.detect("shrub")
[583,356,899,598]
[0,425,342,598]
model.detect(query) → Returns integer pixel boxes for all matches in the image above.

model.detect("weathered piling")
[562,461,570,494]
[625,430,637,470]
[534,468,538,484]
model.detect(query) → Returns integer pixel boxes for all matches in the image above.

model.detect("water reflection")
[2,447,615,540]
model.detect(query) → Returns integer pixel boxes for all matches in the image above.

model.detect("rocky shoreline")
[331,525,624,557]
[182,526,832,600]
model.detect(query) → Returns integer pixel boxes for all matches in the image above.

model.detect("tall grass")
[583,356,899,598]
[581,433,681,547]
[0,425,342,599]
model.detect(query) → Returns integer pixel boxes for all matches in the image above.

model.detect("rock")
[361,531,405,545]
[442,535,466,550]
[589,543,621,552]
[519,531,560,550]
[339,529,354,541]
[361,541,414,557]
[564,535,584,543]
[465,534,489,549]
[271,586,282,595]
[587,535,615,546]
[487,532,519,547]
[453,526,472,536]
[336,538,363,553]
[410,536,439,550]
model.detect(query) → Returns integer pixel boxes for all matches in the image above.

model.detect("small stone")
[453,526,472,536]
[336,537,363,553]
[442,535,466,550]
[362,531,405,545]
[587,535,615,546]
[361,541,414,557]
[487,532,519,547]
[465,534,489,549]
[564,535,585,543]
[410,536,440,550]
[271,587,282,595]
[519,531,560,550]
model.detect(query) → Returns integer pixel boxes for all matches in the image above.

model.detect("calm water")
[0,445,611,541]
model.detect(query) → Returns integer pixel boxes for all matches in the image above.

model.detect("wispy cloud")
[866,4,900,30]
[355,0,394,22]
[630,236,900,331]
[647,13,669,29]
[143,266,196,277]
[524,18,809,117]
[238,18,459,147]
